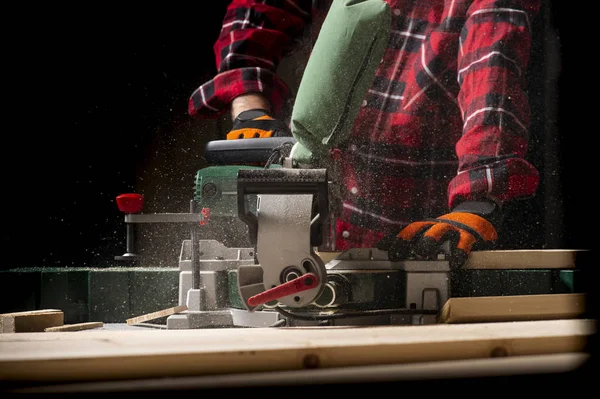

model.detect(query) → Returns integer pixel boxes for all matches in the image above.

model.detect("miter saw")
[116,137,581,330]
[231,150,447,325]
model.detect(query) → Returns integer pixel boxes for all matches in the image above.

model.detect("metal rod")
[191,225,200,290]
[124,213,203,224]
[125,223,136,254]
[190,200,201,290]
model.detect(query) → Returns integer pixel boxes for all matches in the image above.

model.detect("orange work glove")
[377,200,501,268]
[227,109,292,140]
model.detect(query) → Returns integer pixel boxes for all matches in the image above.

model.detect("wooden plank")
[126,305,187,326]
[463,249,584,269]
[1,309,63,333]
[439,293,587,324]
[319,249,583,269]
[0,319,593,382]
[45,322,104,332]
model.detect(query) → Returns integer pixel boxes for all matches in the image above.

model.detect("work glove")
[377,200,501,268]
[227,109,292,140]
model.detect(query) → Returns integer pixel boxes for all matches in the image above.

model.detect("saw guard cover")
[290,0,391,166]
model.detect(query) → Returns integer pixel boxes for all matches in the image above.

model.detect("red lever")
[116,193,144,214]
[247,273,319,307]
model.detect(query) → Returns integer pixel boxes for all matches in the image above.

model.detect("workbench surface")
[0,318,594,388]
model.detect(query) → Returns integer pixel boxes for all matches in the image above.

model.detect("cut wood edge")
[45,322,105,332]
[317,251,343,264]
[1,309,62,317]
[126,305,188,326]
[1,310,64,333]
[439,293,587,324]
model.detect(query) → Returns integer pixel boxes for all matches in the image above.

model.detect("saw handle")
[247,273,319,307]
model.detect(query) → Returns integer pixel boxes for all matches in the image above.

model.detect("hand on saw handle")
[227,109,292,139]
[377,200,502,268]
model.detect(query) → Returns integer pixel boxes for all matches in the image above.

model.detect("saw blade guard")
[236,168,329,311]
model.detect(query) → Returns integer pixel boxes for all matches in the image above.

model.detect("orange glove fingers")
[421,222,455,243]
[227,128,274,140]
[253,115,275,121]
[423,223,477,253]
[419,223,476,262]
[437,212,498,241]
[456,229,477,253]
[418,223,476,253]
[397,221,435,240]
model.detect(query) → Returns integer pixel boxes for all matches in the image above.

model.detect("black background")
[2,1,590,270]
[4,4,231,268]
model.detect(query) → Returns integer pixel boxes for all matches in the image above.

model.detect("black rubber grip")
[204,137,297,165]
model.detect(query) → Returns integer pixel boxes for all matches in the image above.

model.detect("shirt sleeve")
[188,0,312,119]
[448,0,542,209]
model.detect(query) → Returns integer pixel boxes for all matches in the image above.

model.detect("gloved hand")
[377,200,501,268]
[227,109,292,139]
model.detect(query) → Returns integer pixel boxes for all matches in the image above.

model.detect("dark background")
[2,1,590,271]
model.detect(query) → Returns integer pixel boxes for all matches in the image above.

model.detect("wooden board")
[126,305,187,325]
[1,310,63,333]
[0,319,593,382]
[320,249,583,269]
[45,322,104,332]
[317,251,343,263]
[463,249,584,269]
[439,293,587,324]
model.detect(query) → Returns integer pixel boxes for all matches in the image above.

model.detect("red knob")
[116,193,144,214]
[247,273,319,307]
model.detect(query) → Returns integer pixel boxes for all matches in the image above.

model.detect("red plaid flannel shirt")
[189,0,541,251]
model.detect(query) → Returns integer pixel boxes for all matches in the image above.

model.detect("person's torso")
[311,1,467,247]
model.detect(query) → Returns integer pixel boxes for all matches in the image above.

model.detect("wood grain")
[0,319,593,382]
[463,249,584,269]
[439,293,587,323]
[320,249,584,269]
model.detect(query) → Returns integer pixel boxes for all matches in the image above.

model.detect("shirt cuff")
[188,67,291,119]
[448,158,539,209]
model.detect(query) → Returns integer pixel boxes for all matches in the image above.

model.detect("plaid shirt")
[189,0,541,251]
